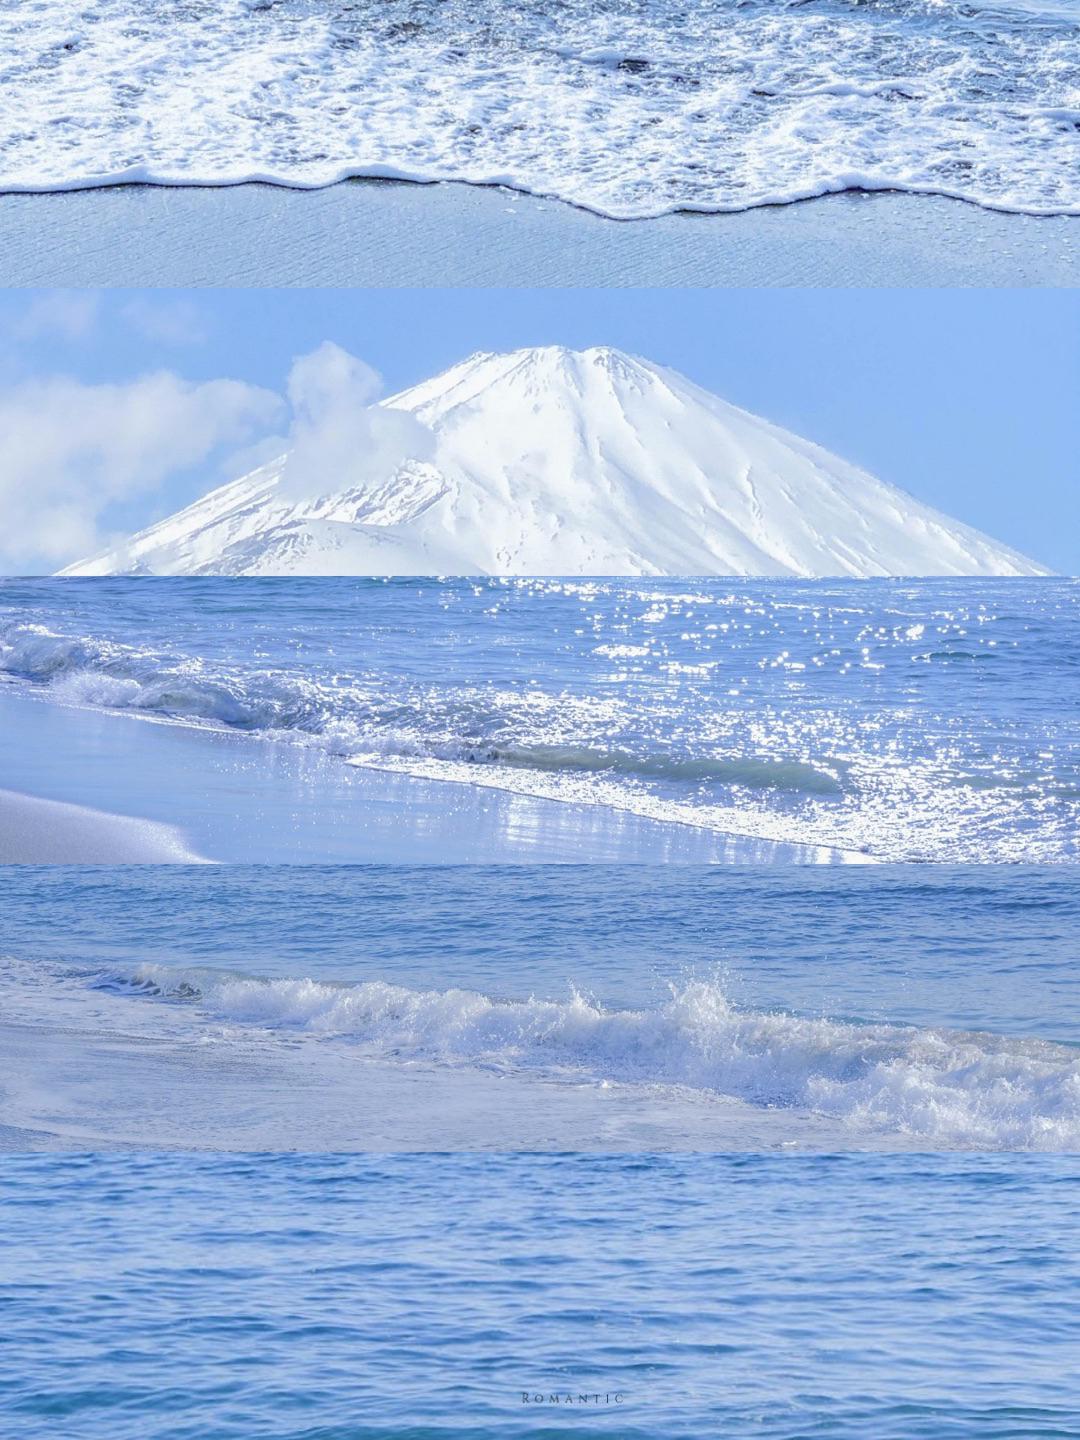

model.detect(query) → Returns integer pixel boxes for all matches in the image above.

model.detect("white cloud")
[0,371,282,572]
[0,342,434,573]
[11,291,208,353]
[121,297,209,346]
[277,342,434,502]
[15,291,103,342]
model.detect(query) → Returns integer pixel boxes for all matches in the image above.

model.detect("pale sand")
[1,180,1077,287]
[0,786,203,863]
[0,686,844,864]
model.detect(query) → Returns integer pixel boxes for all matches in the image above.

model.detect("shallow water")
[1,577,1077,863]
[2,1151,1077,1439]
[2,866,1077,1151]
[3,0,1078,218]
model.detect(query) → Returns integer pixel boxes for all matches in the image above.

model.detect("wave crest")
[100,966,1080,1150]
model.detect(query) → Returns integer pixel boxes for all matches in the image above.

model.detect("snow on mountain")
[61,346,1047,578]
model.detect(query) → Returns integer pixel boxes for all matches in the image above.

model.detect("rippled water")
[2,0,1078,217]
[2,1152,1077,1439]
[1,577,1077,863]
[2,866,1077,1150]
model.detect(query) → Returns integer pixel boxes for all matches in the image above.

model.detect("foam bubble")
[2,0,1078,218]
[105,965,1080,1150]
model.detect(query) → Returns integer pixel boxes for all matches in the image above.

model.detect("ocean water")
[2,1151,1077,1439]
[2,867,1077,1151]
[1,577,1078,864]
[2,0,1079,218]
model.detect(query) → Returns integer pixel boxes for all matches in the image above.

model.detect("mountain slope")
[61,347,1048,578]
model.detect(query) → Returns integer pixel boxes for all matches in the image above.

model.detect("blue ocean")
[2,577,1077,1436]
[2,1152,1077,1439]
[1,577,1078,864]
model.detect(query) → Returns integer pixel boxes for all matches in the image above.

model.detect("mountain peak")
[458,343,638,369]
[433,344,656,389]
[61,347,1048,579]
[387,344,670,426]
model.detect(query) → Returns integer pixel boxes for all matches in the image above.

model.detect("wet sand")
[0,686,845,864]
[2,180,1078,287]
[0,1019,884,1152]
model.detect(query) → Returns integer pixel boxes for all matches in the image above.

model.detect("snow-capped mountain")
[62,346,1047,578]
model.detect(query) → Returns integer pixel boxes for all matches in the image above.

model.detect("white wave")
[107,967,1080,1150]
[0,622,313,730]
[344,751,869,863]
[2,0,1078,218]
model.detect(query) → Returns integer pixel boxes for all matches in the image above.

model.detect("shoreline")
[1,1019,891,1153]
[2,179,1077,287]
[0,686,843,864]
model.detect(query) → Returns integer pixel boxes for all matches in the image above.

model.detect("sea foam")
[103,966,1080,1150]
[2,0,1078,218]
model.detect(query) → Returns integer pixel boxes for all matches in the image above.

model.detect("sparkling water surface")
[1,577,1077,863]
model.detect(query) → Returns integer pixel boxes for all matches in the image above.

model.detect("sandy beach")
[0,787,202,864]
[2,181,1078,288]
[0,687,841,864]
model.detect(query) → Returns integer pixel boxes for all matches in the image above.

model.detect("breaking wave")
[0,621,847,798]
[98,965,1080,1150]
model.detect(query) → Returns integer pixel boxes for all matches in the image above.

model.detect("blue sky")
[1,287,1076,573]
